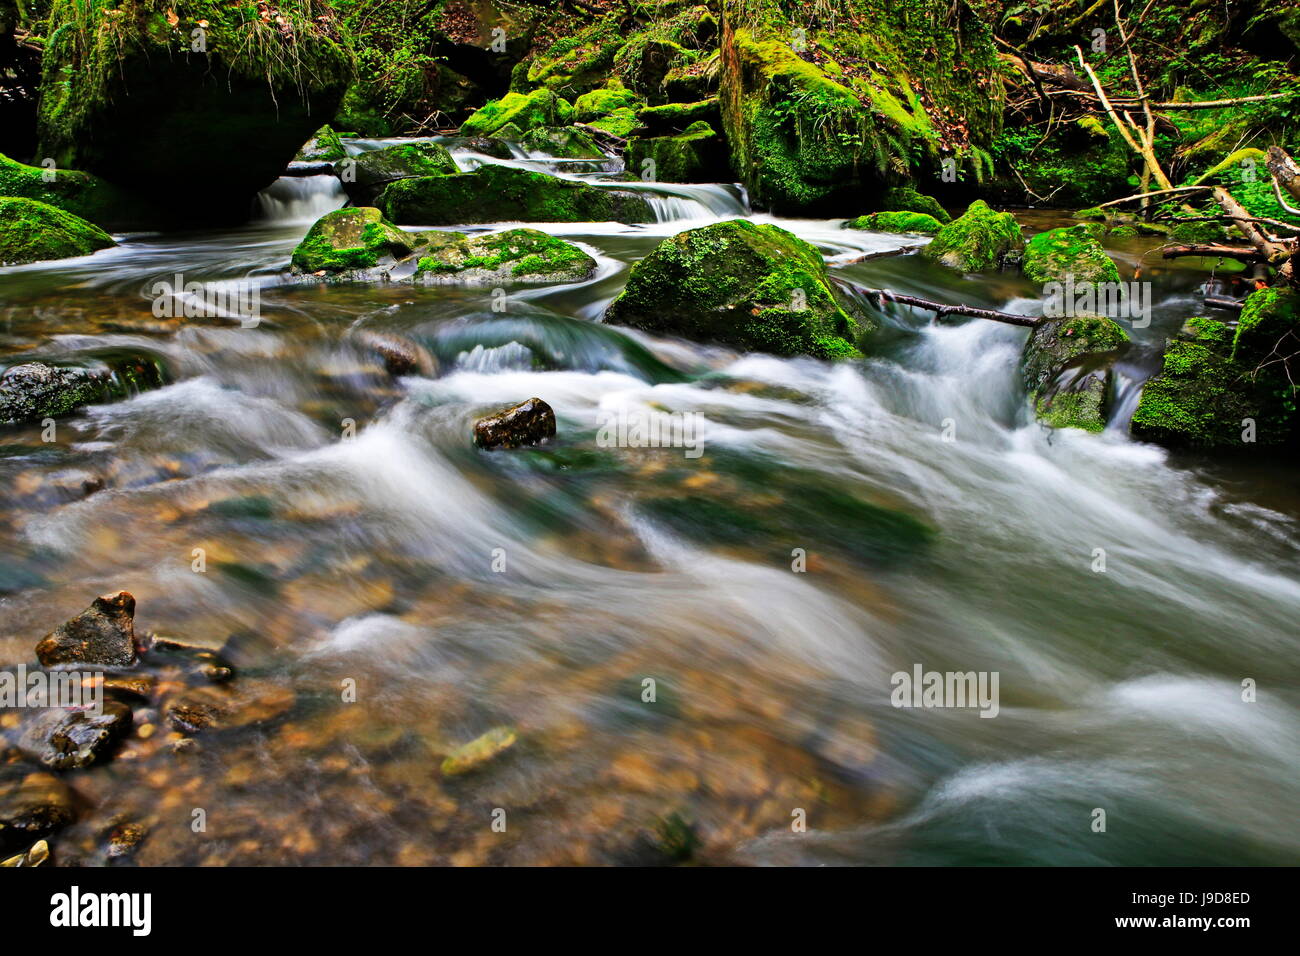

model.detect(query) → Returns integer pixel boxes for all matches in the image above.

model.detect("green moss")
[587,108,642,138]
[460,89,574,137]
[0,151,144,229]
[1022,224,1120,284]
[1169,219,1226,244]
[603,218,868,359]
[1107,225,1140,239]
[0,196,115,265]
[526,18,625,96]
[574,81,643,121]
[844,210,942,235]
[881,186,950,223]
[414,228,595,282]
[626,121,726,183]
[291,207,415,273]
[377,165,655,226]
[1181,316,1233,347]
[637,97,719,131]
[1020,315,1128,432]
[1233,287,1300,365]
[296,125,346,163]
[921,200,1024,272]
[520,126,604,159]
[340,141,458,203]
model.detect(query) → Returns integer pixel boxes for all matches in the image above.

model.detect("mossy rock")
[526,18,626,97]
[377,165,655,226]
[338,141,459,204]
[587,108,642,138]
[844,211,942,235]
[1,352,168,426]
[613,35,691,103]
[921,200,1024,272]
[1107,225,1141,239]
[636,97,720,135]
[460,89,574,137]
[1232,287,1300,365]
[0,152,149,230]
[290,207,418,274]
[519,126,605,159]
[0,197,115,266]
[881,186,950,223]
[37,0,352,226]
[296,126,346,163]
[1179,316,1234,348]
[1020,315,1128,432]
[1169,219,1226,244]
[603,219,869,359]
[1022,224,1120,284]
[574,81,643,123]
[626,121,728,183]
[415,228,596,284]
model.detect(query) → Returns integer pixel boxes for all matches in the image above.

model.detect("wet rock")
[105,821,147,861]
[454,136,514,160]
[1022,224,1120,284]
[603,218,868,358]
[473,399,557,450]
[413,228,597,285]
[35,591,139,668]
[15,700,133,770]
[440,725,518,776]
[1,838,49,867]
[0,771,75,852]
[844,211,942,235]
[164,681,296,736]
[1020,315,1128,432]
[519,126,605,159]
[290,206,420,275]
[337,141,459,205]
[881,186,951,223]
[460,88,573,137]
[102,674,156,704]
[296,125,346,163]
[626,121,729,183]
[921,200,1025,272]
[0,362,111,426]
[352,330,438,377]
[0,197,116,266]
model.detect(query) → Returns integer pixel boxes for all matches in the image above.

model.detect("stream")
[1,139,1297,866]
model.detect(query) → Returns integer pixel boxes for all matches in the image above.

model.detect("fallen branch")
[1096,186,1213,209]
[843,245,921,263]
[857,288,1041,328]
[1044,89,1296,110]
[1161,244,1265,263]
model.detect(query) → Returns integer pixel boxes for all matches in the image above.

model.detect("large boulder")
[37,0,352,225]
[1022,224,1120,284]
[573,80,644,138]
[627,121,729,183]
[296,125,346,163]
[603,219,868,358]
[1020,315,1128,432]
[35,591,139,668]
[718,0,1002,212]
[290,207,420,274]
[460,88,574,137]
[881,186,950,223]
[0,197,114,265]
[921,200,1024,272]
[519,126,605,159]
[338,141,459,204]
[376,165,655,226]
[414,228,596,284]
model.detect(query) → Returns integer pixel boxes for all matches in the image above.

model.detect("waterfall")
[253,175,347,224]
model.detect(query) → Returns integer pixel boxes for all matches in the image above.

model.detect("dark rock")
[15,700,133,770]
[1020,315,1128,432]
[0,770,76,852]
[1,838,50,867]
[473,398,557,450]
[164,681,295,736]
[454,136,514,160]
[35,591,139,668]
[338,141,459,205]
[0,363,110,426]
[352,330,438,377]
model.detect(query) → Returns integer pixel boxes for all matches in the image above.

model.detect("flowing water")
[1,141,1297,866]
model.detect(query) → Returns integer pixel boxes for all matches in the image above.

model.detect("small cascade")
[253,175,347,224]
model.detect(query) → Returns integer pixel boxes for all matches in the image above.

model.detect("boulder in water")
[626,121,728,183]
[881,187,951,223]
[290,207,420,275]
[415,228,597,284]
[460,89,574,137]
[1020,315,1128,432]
[603,219,869,358]
[473,399,557,450]
[337,141,458,205]
[377,165,655,226]
[844,211,942,235]
[921,201,1025,272]
[0,152,148,230]
[0,353,167,426]
[36,591,139,668]
[637,98,721,135]
[296,125,346,163]
[1022,224,1120,284]
[0,197,114,265]
[519,126,605,159]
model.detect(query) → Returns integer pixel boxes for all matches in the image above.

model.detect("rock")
[453,136,514,160]
[377,164,655,226]
[0,352,167,426]
[351,330,438,377]
[573,81,644,138]
[0,152,149,230]
[520,126,605,159]
[1022,224,1120,284]
[921,200,1025,272]
[881,186,951,223]
[35,591,139,668]
[627,121,729,183]
[637,97,721,135]
[15,700,133,770]
[414,228,597,284]
[37,0,351,226]
[1231,287,1300,366]
[603,219,868,358]
[296,125,346,163]
[1020,315,1128,432]
[0,771,75,852]
[844,211,942,235]
[164,681,296,736]
[0,197,115,265]
[290,207,420,275]
[1,838,49,867]
[105,822,147,861]
[440,725,518,775]
[460,89,574,137]
[473,398,557,450]
[1169,219,1226,244]
[337,141,459,205]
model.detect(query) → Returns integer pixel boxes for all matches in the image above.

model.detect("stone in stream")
[163,681,296,736]
[473,398,557,450]
[376,164,655,226]
[921,200,1025,272]
[843,211,943,235]
[15,700,133,770]
[519,126,605,159]
[1,838,50,867]
[460,88,574,137]
[0,352,169,426]
[1020,315,1128,432]
[603,218,869,358]
[0,770,76,853]
[440,725,518,776]
[0,197,115,266]
[1021,224,1120,284]
[290,206,421,275]
[35,591,139,668]
[296,125,346,164]
[336,141,459,205]
[413,229,597,285]
[350,330,438,377]
[880,186,951,223]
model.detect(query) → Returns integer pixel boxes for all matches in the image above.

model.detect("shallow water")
[1,142,1297,866]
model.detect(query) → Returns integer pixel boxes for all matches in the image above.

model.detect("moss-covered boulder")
[573,80,644,137]
[37,0,352,225]
[921,200,1024,272]
[1020,315,1128,431]
[0,197,115,266]
[1,353,168,426]
[338,142,459,204]
[519,126,605,159]
[1022,224,1120,284]
[603,219,868,358]
[460,89,574,137]
[1231,287,1300,365]
[637,97,721,135]
[881,186,951,224]
[290,207,418,274]
[526,18,626,97]
[414,228,596,284]
[296,126,346,163]
[844,211,942,235]
[0,152,148,230]
[377,165,655,226]
[719,0,1002,212]
[627,121,728,183]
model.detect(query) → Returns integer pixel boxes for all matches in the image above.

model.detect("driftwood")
[857,289,1041,328]
[1161,244,1266,263]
